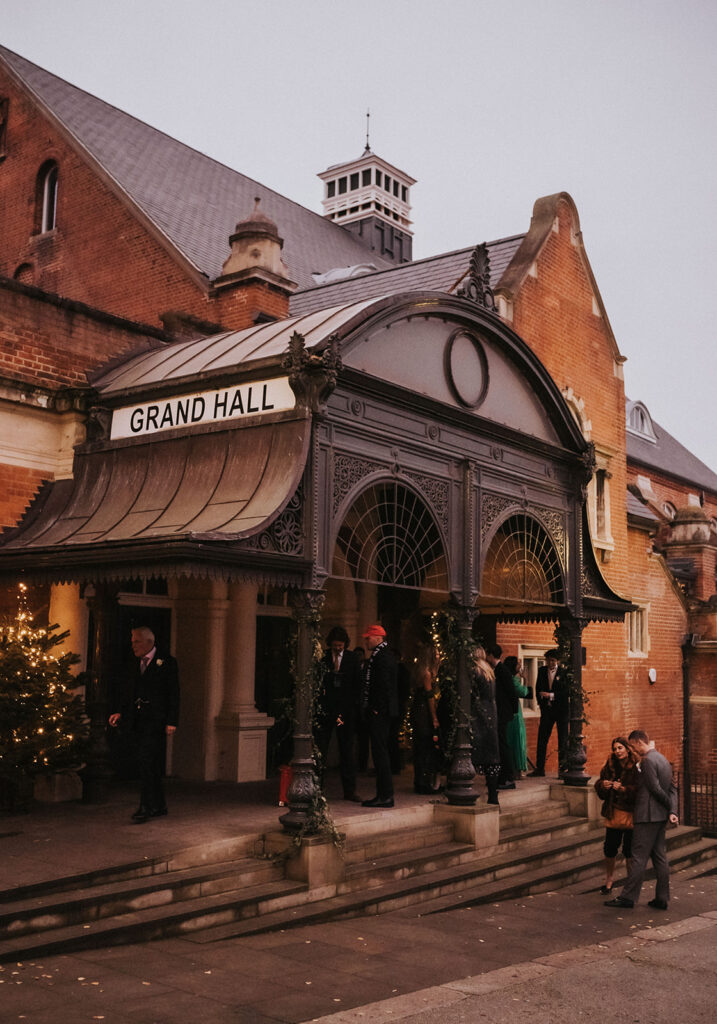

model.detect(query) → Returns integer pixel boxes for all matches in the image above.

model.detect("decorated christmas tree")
[0,584,87,790]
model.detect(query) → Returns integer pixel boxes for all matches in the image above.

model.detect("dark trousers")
[621,820,670,904]
[497,715,514,784]
[135,726,167,813]
[368,711,393,800]
[315,716,357,797]
[535,708,569,772]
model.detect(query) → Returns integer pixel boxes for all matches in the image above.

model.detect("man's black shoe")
[604,896,634,908]
[147,808,168,818]
[647,898,668,911]
[131,807,149,822]
[131,813,148,824]
[497,782,516,790]
[527,770,545,777]
[343,793,362,803]
[362,796,394,808]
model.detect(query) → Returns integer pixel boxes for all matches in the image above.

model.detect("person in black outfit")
[486,644,516,790]
[314,626,363,802]
[361,624,398,808]
[109,626,180,823]
[528,648,569,776]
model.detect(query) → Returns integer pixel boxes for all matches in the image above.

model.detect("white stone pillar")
[216,581,274,782]
[48,583,89,674]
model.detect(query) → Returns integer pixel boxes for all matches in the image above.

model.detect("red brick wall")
[0,462,46,530]
[0,67,289,332]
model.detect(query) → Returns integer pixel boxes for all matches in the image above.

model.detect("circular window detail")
[445,329,489,410]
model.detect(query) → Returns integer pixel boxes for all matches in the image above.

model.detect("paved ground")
[2,773,716,1022]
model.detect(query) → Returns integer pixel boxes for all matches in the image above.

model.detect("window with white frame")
[587,447,615,561]
[517,645,550,718]
[36,160,59,233]
[628,603,649,657]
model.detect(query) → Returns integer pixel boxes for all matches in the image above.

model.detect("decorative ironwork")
[245,485,304,555]
[482,513,564,605]
[282,331,341,412]
[481,494,566,569]
[332,453,384,515]
[405,470,449,535]
[334,481,449,592]
[532,505,567,567]
[480,493,515,539]
[456,243,496,311]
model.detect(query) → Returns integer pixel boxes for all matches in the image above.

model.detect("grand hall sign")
[110,376,295,440]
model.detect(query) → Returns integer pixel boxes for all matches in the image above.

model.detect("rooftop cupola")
[317,123,415,265]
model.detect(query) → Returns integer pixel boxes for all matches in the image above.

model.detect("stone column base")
[265,830,346,890]
[215,710,274,782]
[434,801,500,851]
[551,782,601,819]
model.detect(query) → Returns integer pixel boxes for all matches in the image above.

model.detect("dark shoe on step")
[343,793,362,803]
[604,896,633,908]
[131,807,149,822]
[362,796,394,808]
[647,898,668,911]
[600,884,613,895]
[527,770,545,777]
[147,807,168,818]
[497,782,516,790]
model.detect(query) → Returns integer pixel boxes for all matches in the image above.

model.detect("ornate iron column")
[558,615,589,786]
[446,603,479,805]
[280,588,324,833]
[82,581,119,802]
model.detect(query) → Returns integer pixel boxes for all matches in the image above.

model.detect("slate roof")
[625,487,660,525]
[289,236,524,317]
[626,404,717,494]
[0,46,395,290]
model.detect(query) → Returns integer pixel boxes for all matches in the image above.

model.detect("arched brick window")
[36,160,59,233]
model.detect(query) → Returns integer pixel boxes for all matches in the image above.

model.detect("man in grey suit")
[605,729,678,910]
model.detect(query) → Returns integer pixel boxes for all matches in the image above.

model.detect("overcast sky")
[4,0,716,472]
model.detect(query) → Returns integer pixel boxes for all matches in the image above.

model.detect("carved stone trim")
[244,483,304,555]
[480,493,515,539]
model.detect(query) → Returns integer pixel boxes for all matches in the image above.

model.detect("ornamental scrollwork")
[333,453,384,514]
[480,493,515,539]
[244,484,304,555]
[405,471,450,535]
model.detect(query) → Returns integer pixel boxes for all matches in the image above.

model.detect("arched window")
[482,513,564,605]
[13,263,34,284]
[626,400,656,441]
[36,161,59,233]
[333,481,448,593]
[663,502,677,520]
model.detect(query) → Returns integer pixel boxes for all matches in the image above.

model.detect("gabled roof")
[290,236,524,316]
[0,46,393,290]
[626,402,717,495]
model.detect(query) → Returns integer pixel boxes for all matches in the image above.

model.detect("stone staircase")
[2,792,716,961]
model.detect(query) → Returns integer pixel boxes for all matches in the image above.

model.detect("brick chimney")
[211,198,297,329]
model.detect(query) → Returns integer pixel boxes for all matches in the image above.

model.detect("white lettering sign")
[110,376,295,440]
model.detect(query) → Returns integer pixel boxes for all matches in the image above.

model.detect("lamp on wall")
[648,667,657,685]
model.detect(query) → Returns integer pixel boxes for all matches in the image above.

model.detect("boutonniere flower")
[156,659,163,667]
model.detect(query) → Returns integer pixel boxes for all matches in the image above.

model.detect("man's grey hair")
[132,626,155,644]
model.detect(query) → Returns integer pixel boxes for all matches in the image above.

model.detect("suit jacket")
[365,643,399,719]
[634,749,678,823]
[120,653,180,732]
[318,648,362,724]
[536,664,569,717]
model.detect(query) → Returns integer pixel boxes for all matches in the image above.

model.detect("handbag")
[604,806,633,830]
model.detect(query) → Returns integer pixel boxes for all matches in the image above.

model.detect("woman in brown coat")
[594,736,639,894]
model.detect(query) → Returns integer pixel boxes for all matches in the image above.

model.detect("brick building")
[0,45,714,815]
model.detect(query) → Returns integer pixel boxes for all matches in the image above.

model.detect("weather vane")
[364,108,371,154]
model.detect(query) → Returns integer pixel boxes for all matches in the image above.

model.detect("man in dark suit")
[315,626,363,802]
[361,624,398,809]
[528,648,569,777]
[487,645,517,790]
[606,729,679,910]
[109,626,180,823]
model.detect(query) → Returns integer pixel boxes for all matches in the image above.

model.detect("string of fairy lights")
[0,583,85,776]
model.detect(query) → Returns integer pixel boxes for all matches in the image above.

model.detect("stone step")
[341,839,476,893]
[498,798,571,831]
[498,813,601,852]
[0,832,264,905]
[342,822,455,865]
[188,826,714,943]
[0,876,308,963]
[0,856,283,941]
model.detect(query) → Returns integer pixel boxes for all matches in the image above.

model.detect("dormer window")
[626,400,657,442]
[37,160,59,233]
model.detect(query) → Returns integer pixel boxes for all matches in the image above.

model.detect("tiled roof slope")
[0,46,394,289]
[627,409,717,494]
[289,236,524,316]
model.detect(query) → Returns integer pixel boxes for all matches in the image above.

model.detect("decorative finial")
[364,108,371,154]
[457,243,497,311]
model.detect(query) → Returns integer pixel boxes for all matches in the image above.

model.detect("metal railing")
[678,771,717,836]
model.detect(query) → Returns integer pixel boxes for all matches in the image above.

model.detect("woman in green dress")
[503,655,530,776]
